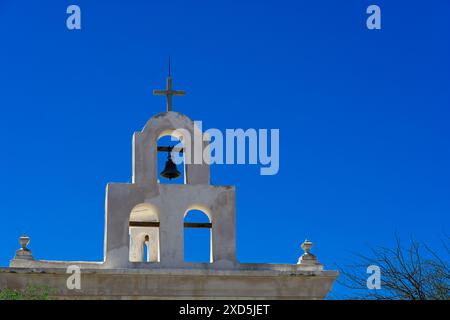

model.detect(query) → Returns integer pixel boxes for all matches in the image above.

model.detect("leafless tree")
[336,236,449,300]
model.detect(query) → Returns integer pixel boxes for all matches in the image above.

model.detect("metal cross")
[153,58,186,112]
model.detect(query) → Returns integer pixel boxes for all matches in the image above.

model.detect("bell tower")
[103,67,236,269]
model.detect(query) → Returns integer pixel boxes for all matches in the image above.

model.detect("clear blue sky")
[0,0,449,298]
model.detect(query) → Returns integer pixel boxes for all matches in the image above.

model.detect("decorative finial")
[153,58,186,112]
[19,234,30,250]
[297,239,321,267]
[13,233,34,261]
[301,239,313,254]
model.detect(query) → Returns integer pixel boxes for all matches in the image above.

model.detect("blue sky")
[0,0,449,298]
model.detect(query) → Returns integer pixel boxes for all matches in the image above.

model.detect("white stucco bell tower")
[104,64,237,269]
[104,109,237,269]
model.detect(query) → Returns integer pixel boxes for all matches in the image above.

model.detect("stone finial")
[13,234,34,261]
[19,234,30,250]
[297,239,321,266]
[301,239,313,254]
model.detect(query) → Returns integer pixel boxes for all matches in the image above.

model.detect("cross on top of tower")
[153,57,186,112]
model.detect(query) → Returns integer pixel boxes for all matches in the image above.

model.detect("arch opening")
[157,134,185,184]
[184,209,212,263]
[129,203,160,263]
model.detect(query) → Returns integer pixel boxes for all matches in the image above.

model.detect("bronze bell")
[160,148,181,180]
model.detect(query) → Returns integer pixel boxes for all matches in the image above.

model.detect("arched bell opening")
[157,134,185,184]
[183,208,212,263]
[129,203,160,263]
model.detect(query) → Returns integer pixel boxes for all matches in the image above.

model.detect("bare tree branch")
[336,236,449,300]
